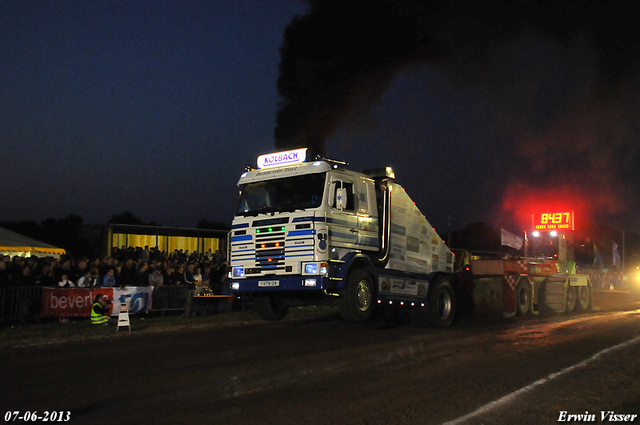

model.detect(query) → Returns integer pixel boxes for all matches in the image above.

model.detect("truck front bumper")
[230,275,334,293]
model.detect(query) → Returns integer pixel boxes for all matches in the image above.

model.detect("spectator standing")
[194,266,203,285]
[114,265,124,287]
[148,267,164,286]
[183,263,196,316]
[56,257,72,283]
[164,266,175,285]
[209,263,222,294]
[176,249,187,263]
[71,258,88,283]
[201,264,211,286]
[189,251,198,263]
[151,246,162,262]
[34,261,56,287]
[0,257,11,287]
[102,268,116,287]
[58,273,75,288]
[140,246,150,263]
[215,250,225,267]
[26,257,38,274]
[88,268,99,288]
[135,263,149,286]
[218,261,229,294]
[9,256,25,282]
[18,265,36,286]
[120,259,136,287]
[89,257,101,272]
[77,268,98,288]
[77,269,92,288]
[184,263,196,288]
[172,266,185,286]
[99,257,114,278]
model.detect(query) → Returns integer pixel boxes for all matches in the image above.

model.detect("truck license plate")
[258,280,279,287]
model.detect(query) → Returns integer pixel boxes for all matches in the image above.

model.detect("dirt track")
[2,292,639,425]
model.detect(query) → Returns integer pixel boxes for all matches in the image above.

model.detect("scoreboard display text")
[532,211,574,231]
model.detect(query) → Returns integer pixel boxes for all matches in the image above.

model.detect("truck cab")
[230,150,380,293]
[230,148,456,325]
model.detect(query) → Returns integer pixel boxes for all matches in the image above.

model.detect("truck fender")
[334,252,377,290]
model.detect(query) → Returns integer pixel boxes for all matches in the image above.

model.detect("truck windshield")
[236,173,326,216]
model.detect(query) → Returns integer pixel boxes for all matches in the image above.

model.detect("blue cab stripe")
[287,229,315,237]
[231,235,253,242]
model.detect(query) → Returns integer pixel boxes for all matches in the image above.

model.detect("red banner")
[41,288,114,317]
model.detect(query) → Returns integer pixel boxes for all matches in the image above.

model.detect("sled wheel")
[566,286,577,313]
[515,279,531,316]
[577,285,591,311]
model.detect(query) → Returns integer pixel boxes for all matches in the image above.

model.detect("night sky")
[2,1,639,236]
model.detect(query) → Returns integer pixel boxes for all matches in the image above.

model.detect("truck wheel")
[339,269,375,323]
[577,285,591,311]
[515,279,531,316]
[428,277,456,328]
[566,287,577,313]
[253,295,289,321]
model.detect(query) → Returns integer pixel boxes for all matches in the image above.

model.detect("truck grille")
[255,229,285,270]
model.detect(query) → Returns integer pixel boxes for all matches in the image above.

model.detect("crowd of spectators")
[0,245,229,294]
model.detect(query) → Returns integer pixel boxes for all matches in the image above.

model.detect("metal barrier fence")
[0,286,44,324]
[0,285,197,323]
[152,285,189,312]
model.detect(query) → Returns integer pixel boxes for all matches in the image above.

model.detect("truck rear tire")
[566,287,577,313]
[253,295,289,321]
[577,285,591,311]
[515,279,531,316]
[339,269,375,323]
[428,277,456,328]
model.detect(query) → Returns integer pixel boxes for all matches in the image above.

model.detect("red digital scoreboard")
[532,211,574,231]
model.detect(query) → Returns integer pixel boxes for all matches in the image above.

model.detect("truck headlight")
[303,262,328,276]
[232,266,244,278]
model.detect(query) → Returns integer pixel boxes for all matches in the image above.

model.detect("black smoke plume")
[275,0,640,157]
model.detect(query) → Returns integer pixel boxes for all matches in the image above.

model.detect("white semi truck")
[228,148,457,326]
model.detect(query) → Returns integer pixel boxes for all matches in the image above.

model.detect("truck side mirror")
[336,188,347,210]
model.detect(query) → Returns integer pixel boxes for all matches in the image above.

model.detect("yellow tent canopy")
[0,226,66,257]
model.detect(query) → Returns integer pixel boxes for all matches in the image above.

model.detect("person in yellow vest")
[91,294,112,325]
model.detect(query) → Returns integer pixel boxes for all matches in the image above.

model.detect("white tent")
[0,226,66,258]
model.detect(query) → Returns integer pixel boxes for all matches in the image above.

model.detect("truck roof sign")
[257,148,308,169]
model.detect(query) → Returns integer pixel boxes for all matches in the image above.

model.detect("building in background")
[81,224,228,259]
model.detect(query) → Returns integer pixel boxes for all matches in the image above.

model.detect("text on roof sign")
[257,148,308,169]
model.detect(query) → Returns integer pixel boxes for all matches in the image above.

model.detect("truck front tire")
[253,295,289,321]
[339,269,375,323]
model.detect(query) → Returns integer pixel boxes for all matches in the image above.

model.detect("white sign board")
[257,148,307,169]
